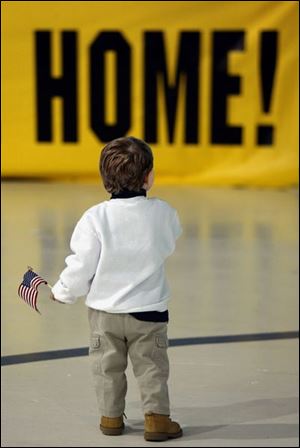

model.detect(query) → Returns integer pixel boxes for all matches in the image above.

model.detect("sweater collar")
[110,188,147,199]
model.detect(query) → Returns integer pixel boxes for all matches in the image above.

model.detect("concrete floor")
[1,181,299,447]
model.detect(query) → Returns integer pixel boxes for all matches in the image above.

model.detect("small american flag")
[18,268,47,313]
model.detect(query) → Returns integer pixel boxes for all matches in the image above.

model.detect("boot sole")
[100,423,124,436]
[144,429,183,441]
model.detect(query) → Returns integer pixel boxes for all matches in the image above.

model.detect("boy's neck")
[110,188,147,199]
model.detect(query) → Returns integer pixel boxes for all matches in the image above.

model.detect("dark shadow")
[176,397,299,424]
[181,423,299,440]
[177,397,299,441]
[124,397,299,441]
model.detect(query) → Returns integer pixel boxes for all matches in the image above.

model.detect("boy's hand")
[49,292,57,301]
[50,292,65,304]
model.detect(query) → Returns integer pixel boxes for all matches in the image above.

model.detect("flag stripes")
[18,269,47,313]
[18,284,38,311]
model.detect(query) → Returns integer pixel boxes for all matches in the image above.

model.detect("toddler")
[51,136,183,441]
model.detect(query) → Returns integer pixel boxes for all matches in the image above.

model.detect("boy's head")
[100,136,154,194]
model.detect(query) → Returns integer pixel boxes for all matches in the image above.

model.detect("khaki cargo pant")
[88,308,170,417]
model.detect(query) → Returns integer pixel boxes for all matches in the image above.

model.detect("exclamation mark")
[257,31,278,146]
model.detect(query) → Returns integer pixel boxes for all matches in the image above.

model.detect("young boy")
[51,136,183,441]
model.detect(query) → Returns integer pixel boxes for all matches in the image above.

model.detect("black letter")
[90,32,131,142]
[211,31,244,144]
[257,31,278,145]
[144,31,200,144]
[35,31,78,142]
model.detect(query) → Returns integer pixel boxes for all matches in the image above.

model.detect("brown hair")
[99,137,153,193]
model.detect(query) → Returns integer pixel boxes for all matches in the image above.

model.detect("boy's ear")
[143,169,154,190]
[142,174,149,189]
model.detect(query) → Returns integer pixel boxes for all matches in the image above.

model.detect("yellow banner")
[2,1,299,186]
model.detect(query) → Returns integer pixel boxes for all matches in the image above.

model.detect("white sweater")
[52,196,182,313]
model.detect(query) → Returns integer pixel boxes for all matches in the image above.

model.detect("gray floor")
[1,181,299,447]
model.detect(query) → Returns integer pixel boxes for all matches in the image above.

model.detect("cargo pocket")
[152,333,169,375]
[89,334,101,354]
[89,334,103,375]
[155,334,169,349]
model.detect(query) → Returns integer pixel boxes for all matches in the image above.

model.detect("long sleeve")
[52,214,101,303]
[172,210,183,240]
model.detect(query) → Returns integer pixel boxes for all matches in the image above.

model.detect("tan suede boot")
[100,415,124,435]
[144,413,183,441]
